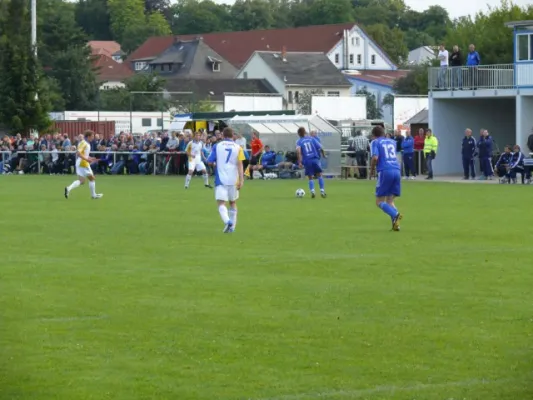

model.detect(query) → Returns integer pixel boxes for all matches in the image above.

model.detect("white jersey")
[208,139,245,186]
[186,141,204,162]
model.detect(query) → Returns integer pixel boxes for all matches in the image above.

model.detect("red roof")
[348,70,409,86]
[89,41,122,58]
[92,54,134,82]
[127,23,356,68]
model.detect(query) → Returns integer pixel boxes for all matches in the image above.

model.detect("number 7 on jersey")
[225,148,232,163]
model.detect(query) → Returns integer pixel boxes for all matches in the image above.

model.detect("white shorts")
[188,160,206,172]
[76,166,94,178]
[215,185,239,202]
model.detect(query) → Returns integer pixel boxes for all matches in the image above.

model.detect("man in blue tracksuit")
[466,44,481,89]
[507,145,531,184]
[401,131,415,178]
[477,129,493,180]
[495,145,513,183]
[461,128,477,179]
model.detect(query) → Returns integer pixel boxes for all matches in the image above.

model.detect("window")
[294,91,299,103]
[357,54,361,64]
[288,91,293,103]
[327,91,340,97]
[243,71,248,79]
[371,55,376,65]
[213,62,220,72]
[157,118,163,127]
[134,61,147,71]
[103,85,110,90]
[356,37,360,46]
[334,53,339,64]
[517,34,531,61]
[141,118,151,127]
[351,37,355,46]
[349,54,354,64]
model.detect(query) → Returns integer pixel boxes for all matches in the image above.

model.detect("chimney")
[281,46,287,62]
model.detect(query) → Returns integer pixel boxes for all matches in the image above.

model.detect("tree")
[99,73,168,111]
[121,11,172,53]
[108,0,146,44]
[229,0,274,31]
[307,0,354,25]
[364,24,409,66]
[75,0,113,40]
[392,64,430,95]
[356,87,382,119]
[37,0,99,111]
[0,0,51,132]
[296,89,324,114]
[405,29,435,51]
[419,6,450,44]
[444,0,533,65]
[170,0,232,35]
[145,0,170,13]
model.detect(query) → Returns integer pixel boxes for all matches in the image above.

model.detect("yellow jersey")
[76,140,91,168]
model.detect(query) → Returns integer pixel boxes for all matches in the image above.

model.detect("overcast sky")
[209,0,531,19]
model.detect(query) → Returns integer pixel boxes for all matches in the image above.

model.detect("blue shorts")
[304,159,322,177]
[375,169,401,197]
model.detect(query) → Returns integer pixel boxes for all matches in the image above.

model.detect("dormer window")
[207,55,221,72]
[213,62,220,72]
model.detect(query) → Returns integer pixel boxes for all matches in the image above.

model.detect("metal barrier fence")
[1,150,427,177]
[428,64,515,90]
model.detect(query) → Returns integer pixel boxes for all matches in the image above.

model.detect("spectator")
[528,131,533,153]
[249,131,264,180]
[495,145,513,183]
[466,44,481,89]
[508,145,530,184]
[255,145,276,176]
[477,129,493,180]
[310,130,320,143]
[423,129,438,180]
[414,128,425,151]
[437,44,449,89]
[461,128,477,180]
[401,130,415,179]
[348,130,369,179]
[62,134,71,150]
[450,45,463,89]
[394,130,404,172]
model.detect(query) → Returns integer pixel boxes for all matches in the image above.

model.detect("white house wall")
[429,97,516,175]
[348,80,393,124]
[327,26,394,71]
[236,54,284,94]
[285,86,351,111]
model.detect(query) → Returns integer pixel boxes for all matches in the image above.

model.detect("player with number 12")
[369,125,403,231]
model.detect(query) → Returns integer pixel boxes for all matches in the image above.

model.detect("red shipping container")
[48,121,116,141]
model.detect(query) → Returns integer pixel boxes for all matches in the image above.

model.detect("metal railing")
[428,64,515,90]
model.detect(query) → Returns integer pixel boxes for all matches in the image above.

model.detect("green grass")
[1,176,533,400]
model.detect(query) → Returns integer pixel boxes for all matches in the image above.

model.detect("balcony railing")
[428,64,517,91]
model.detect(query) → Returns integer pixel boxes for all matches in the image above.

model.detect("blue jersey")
[371,137,400,172]
[296,136,321,162]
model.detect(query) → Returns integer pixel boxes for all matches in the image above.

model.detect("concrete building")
[408,46,435,65]
[427,20,533,175]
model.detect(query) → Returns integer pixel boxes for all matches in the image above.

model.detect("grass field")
[1,176,533,400]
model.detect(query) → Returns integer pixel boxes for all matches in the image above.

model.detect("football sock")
[229,208,237,228]
[67,180,81,191]
[308,180,315,192]
[89,181,96,197]
[185,174,192,187]
[379,202,398,219]
[203,173,209,185]
[318,176,325,191]
[218,205,230,224]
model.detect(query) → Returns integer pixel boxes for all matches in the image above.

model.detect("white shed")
[227,114,342,174]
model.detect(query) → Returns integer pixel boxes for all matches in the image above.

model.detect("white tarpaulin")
[224,95,283,112]
[394,96,428,133]
[169,114,193,131]
[311,96,366,120]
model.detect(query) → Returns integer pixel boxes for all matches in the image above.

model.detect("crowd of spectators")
[0,130,234,176]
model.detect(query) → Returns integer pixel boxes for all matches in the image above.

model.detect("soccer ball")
[295,188,306,198]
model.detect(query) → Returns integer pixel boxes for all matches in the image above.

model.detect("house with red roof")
[89,41,133,90]
[127,23,398,73]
